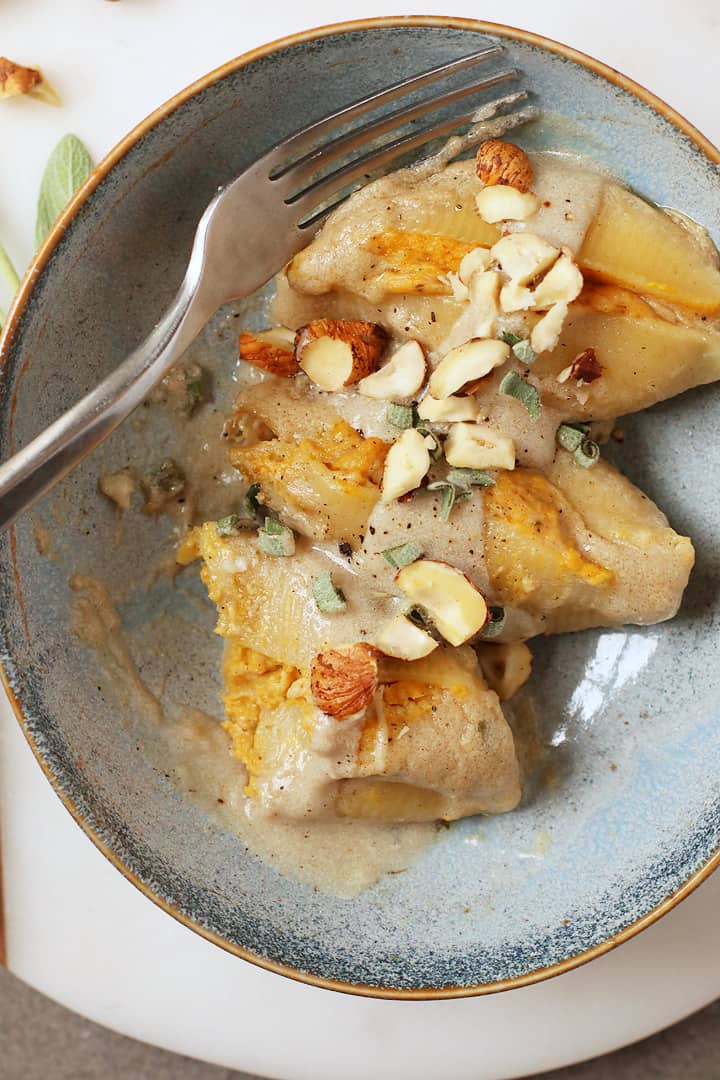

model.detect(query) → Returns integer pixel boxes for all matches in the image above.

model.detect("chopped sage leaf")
[258,533,294,556]
[417,426,444,461]
[557,423,599,467]
[573,438,600,468]
[382,541,424,569]
[263,516,285,535]
[257,517,295,556]
[387,403,416,429]
[142,458,185,513]
[482,606,506,638]
[148,458,184,493]
[500,332,536,363]
[183,367,206,415]
[499,371,541,419]
[556,422,587,452]
[243,482,262,517]
[512,338,536,364]
[446,468,495,488]
[312,570,347,613]
[216,514,243,537]
[500,331,523,347]
[427,481,457,522]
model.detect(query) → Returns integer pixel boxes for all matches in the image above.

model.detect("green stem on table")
[0,240,20,294]
[0,240,20,333]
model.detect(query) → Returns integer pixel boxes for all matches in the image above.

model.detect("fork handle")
[0,281,211,534]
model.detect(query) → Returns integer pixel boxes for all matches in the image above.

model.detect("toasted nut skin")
[239,329,299,377]
[311,643,379,718]
[569,347,603,383]
[476,140,533,193]
[296,319,388,387]
[0,57,42,98]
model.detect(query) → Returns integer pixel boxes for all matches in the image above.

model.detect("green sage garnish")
[243,483,262,517]
[556,422,589,452]
[183,366,206,415]
[573,438,600,468]
[427,481,455,522]
[386,403,416,429]
[482,606,506,638]
[446,468,495,489]
[216,514,243,537]
[500,332,536,364]
[512,339,536,364]
[556,423,599,467]
[36,134,94,246]
[417,426,443,461]
[257,517,295,556]
[147,458,184,493]
[382,541,424,569]
[499,370,541,419]
[141,458,185,513]
[427,480,471,523]
[500,331,523,347]
[312,570,347,613]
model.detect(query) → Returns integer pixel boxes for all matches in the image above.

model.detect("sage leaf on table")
[35,134,94,246]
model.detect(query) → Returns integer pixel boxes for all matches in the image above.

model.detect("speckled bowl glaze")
[1,18,719,998]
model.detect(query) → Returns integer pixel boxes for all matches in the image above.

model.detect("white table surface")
[1,2,719,1078]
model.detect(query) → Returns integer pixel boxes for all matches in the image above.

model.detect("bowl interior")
[1,21,719,994]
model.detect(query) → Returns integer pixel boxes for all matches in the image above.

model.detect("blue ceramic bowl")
[1,18,719,998]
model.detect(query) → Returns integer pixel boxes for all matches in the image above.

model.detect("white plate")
[1,2,718,1076]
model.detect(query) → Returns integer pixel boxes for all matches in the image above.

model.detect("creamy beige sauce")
[70,573,164,725]
[275,153,605,359]
[166,706,436,895]
[69,571,437,895]
[507,152,605,253]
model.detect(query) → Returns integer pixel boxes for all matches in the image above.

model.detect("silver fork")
[0,47,534,533]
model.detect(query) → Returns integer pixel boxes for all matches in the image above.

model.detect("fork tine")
[277,67,521,190]
[267,45,505,172]
[295,98,538,233]
[289,91,532,226]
